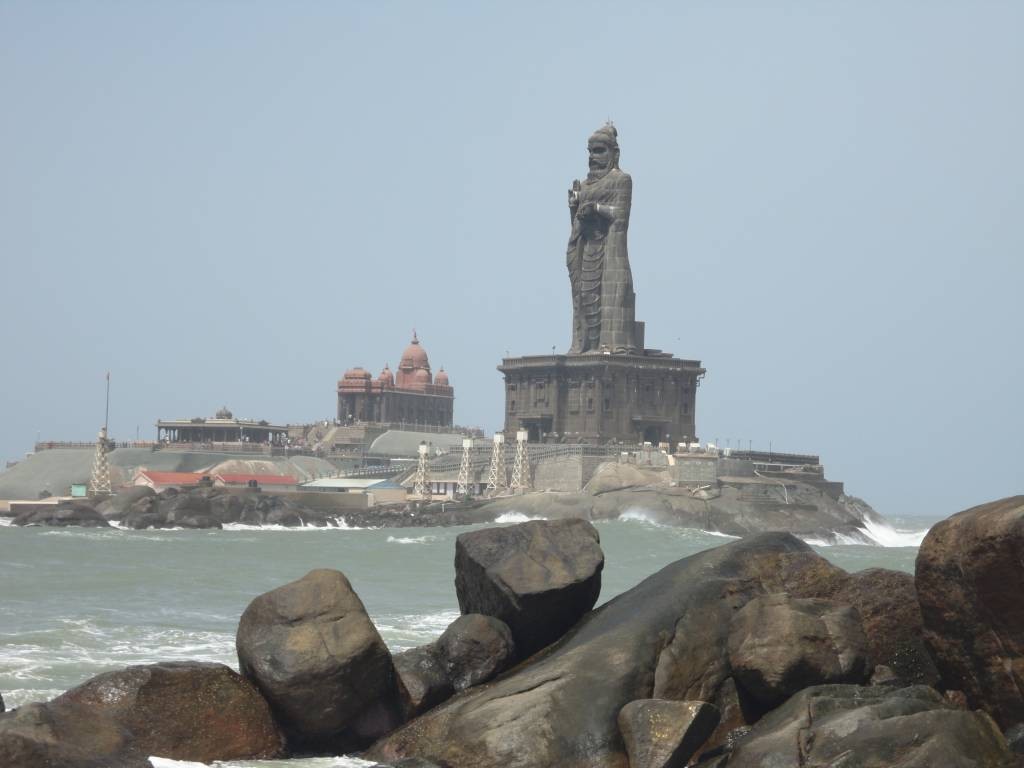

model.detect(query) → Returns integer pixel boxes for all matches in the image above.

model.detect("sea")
[0,511,938,768]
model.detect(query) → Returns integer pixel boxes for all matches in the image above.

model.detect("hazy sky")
[2,2,1020,519]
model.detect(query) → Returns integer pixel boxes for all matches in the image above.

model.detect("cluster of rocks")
[3,496,1024,767]
[8,486,504,530]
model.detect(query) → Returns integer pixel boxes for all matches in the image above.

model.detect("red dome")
[399,331,430,372]
[413,368,432,385]
[342,367,371,380]
[378,364,394,386]
[435,368,450,386]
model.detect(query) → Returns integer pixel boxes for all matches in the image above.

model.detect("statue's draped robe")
[567,168,636,354]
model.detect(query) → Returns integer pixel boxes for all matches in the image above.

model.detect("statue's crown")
[589,121,618,148]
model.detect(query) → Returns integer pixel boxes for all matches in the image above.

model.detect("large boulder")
[726,593,869,708]
[437,614,515,691]
[393,646,454,718]
[716,684,1013,767]
[96,486,156,521]
[830,567,940,687]
[236,568,405,753]
[0,662,283,767]
[618,699,719,768]
[916,495,1024,730]
[454,518,604,657]
[12,502,110,528]
[366,533,858,768]
[394,614,515,718]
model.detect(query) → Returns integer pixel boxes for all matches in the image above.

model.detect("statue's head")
[587,122,619,178]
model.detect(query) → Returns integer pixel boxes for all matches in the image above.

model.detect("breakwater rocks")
[3,497,1024,767]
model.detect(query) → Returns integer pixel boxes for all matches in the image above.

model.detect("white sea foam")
[375,609,460,652]
[386,535,437,544]
[0,517,13,527]
[0,688,64,708]
[701,529,741,539]
[617,507,663,525]
[221,519,364,531]
[494,511,547,523]
[857,516,930,547]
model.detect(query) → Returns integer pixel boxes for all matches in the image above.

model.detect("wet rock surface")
[454,519,604,658]
[916,495,1024,730]
[236,568,405,753]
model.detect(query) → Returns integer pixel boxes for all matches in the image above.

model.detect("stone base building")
[499,351,704,445]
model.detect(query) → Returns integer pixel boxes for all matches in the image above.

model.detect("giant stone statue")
[498,123,704,446]
[567,122,637,354]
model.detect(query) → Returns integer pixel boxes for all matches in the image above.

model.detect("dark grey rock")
[394,614,515,719]
[393,646,453,718]
[0,662,283,767]
[120,509,164,529]
[236,569,404,753]
[720,685,1013,767]
[454,518,604,657]
[0,691,4,713]
[12,502,110,528]
[617,699,719,768]
[916,495,1024,730]
[727,593,869,709]
[436,614,515,691]
[95,486,155,521]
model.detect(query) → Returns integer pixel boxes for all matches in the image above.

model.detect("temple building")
[156,406,289,445]
[337,332,454,428]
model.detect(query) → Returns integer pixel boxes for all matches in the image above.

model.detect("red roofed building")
[132,469,207,491]
[338,331,454,427]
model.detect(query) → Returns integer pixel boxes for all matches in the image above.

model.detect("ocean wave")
[221,519,365,531]
[375,609,460,652]
[0,688,64,708]
[0,517,13,527]
[701,529,742,539]
[857,516,930,547]
[616,508,665,526]
[386,535,437,544]
[494,511,547,523]
[0,619,237,701]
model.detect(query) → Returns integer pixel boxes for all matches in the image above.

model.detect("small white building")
[299,477,407,505]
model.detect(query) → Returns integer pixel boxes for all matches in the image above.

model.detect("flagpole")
[104,372,110,433]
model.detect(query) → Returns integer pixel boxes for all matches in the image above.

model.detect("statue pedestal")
[498,351,705,445]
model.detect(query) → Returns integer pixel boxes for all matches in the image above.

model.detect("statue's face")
[588,139,616,172]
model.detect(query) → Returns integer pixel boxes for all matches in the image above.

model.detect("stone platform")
[498,352,705,444]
